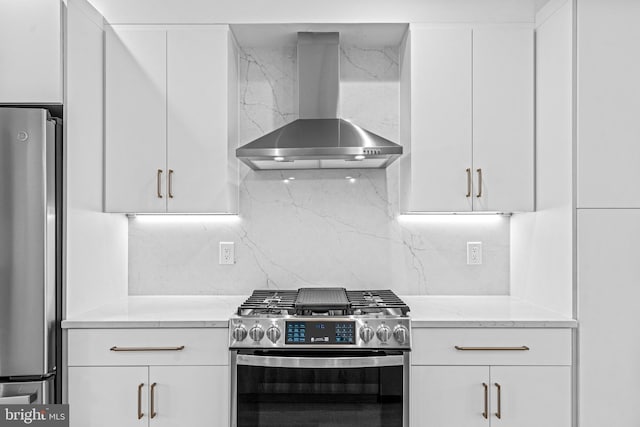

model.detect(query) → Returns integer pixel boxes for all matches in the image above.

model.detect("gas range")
[229,288,411,350]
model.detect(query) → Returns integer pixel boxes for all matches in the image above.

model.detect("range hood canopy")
[236,32,402,170]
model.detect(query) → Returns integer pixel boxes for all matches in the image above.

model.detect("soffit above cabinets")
[231,23,408,48]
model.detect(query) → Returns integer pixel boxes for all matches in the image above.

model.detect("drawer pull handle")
[110,346,185,352]
[137,383,144,420]
[482,382,488,419]
[454,346,530,351]
[495,382,502,419]
[466,168,472,197]
[476,168,483,197]
[150,382,157,419]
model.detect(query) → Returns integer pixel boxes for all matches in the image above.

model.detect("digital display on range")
[285,321,355,344]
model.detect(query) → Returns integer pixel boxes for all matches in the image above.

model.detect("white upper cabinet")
[0,0,63,103]
[400,24,534,213]
[402,27,473,212]
[473,28,534,212]
[105,25,239,213]
[105,27,167,213]
[577,0,640,208]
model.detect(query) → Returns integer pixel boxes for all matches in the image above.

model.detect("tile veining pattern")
[128,44,509,295]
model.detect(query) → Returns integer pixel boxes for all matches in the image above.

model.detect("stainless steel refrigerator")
[0,108,61,404]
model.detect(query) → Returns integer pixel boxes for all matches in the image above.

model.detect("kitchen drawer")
[411,328,571,366]
[68,328,228,366]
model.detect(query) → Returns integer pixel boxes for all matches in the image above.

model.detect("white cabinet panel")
[68,366,148,427]
[105,27,167,213]
[0,0,62,103]
[490,366,571,427]
[473,28,534,212]
[412,328,571,366]
[578,209,640,427]
[407,26,472,212]
[68,328,229,366]
[411,366,488,427]
[167,28,235,213]
[149,366,228,427]
[577,0,640,208]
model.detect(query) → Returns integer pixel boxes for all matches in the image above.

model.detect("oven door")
[231,350,409,427]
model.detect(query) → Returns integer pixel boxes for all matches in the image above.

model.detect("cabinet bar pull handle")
[110,346,185,352]
[157,169,164,198]
[137,383,144,420]
[476,168,483,197]
[482,382,488,419]
[150,382,157,419]
[466,168,472,197]
[168,169,174,199]
[495,383,502,419]
[454,346,530,351]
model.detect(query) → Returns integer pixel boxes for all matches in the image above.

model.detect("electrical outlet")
[219,242,235,265]
[467,242,482,265]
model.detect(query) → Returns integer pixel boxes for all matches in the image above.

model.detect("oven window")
[236,365,403,427]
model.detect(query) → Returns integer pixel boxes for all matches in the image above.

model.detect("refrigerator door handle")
[0,393,37,404]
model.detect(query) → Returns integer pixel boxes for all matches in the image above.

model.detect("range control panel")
[285,321,355,344]
[229,317,411,350]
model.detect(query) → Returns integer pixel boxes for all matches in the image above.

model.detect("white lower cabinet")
[67,329,229,427]
[149,366,228,427]
[411,365,570,427]
[69,366,148,427]
[412,366,488,427]
[410,328,572,427]
[68,365,227,427]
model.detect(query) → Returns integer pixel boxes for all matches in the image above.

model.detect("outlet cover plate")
[219,242,235,265]
[467,241,482,265]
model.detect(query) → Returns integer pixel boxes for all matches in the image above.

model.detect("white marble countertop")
[62,296,246,329]
[62,295,576,329]
[402,296,576,328]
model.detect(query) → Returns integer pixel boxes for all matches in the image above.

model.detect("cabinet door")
[167,27,236,213]
[578,209,640,427]
[411,366,488,427]
[490,366,571,427]
[473,28,534,212]
[0,0,62,103]
[577,0,640,208]
[405,26,473,212]
[149,366,228,427]
[68,366,148,427]
[105,27,167,213]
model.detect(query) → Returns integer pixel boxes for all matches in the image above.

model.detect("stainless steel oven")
[229,288,412,427]
[230,350,410,427]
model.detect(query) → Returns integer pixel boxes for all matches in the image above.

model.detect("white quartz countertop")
[402,296,576,328]
[62,296,245,329]
[62,295,576,329]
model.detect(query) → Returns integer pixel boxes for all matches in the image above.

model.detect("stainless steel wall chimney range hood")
[236,32,403,170]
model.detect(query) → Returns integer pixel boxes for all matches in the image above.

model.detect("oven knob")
[393,325,409,344]
[359,326,375,343]
[376,325,392,343]
[266,326,281,343]
[249,325,265,342]
[232,325,248,342]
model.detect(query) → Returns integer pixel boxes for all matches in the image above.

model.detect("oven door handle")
[236,354,405,369]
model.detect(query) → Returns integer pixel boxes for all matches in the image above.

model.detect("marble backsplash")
[128,44,510,296]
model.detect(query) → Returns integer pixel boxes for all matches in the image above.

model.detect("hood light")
[354,155,366,160]
[274,156,285,162]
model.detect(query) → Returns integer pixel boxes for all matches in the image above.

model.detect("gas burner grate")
[237,288,409,316]
[347,290,410,316]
